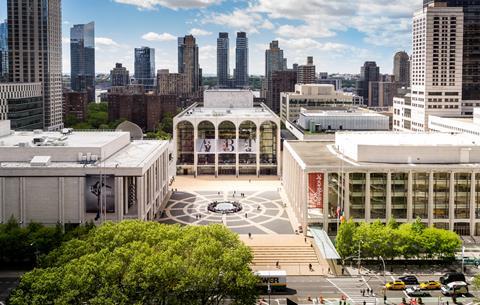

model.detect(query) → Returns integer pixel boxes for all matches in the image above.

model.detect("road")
[261,274,480,305]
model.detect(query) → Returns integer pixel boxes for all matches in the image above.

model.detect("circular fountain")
[208,201,243,214]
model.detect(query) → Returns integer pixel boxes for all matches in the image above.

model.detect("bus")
[255,270,287,292]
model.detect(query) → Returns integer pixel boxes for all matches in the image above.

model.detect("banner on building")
[197,139,216,153]
[85,175,115,214]
[218,139,237,153]
[238,138,257,153]
[308,173,324,209]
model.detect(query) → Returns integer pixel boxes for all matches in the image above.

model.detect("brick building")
[63,91,88,122]
[108,91,177,131]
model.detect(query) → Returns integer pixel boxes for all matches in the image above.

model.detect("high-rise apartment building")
[178,35,200,94]
[217,32,229,88]
[8,0,64,130]
[423,0,480,102]
[265,41,287,107]
[270,70,297,114]
[297,56,316,84]
[393,51,410,86]
[70,22,95,102]
[394,3,464,131]
[368,81,401,107]
[156,69,189,97]
[110,63,130,87]
[134,47,156,92]
[356,62,380,103]
[0,20,7,81]
[235,32,248,88]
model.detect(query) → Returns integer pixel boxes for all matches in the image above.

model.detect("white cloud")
[113,0,222,10]
[205,9,273,34]
[199,45,217,74]
[189,28,212,36]
[141,32,177,42]
[95,37,120,47]
[62,37,70,45]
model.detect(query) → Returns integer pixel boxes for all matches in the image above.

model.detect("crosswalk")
[327,277,376,305]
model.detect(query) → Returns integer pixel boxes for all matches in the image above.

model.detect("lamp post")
[358,241,363,275]
[379,256,386,302]
[267,282,271,305]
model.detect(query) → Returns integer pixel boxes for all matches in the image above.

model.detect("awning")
[310,227,341,260]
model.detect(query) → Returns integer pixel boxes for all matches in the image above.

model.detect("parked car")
[386,281,406,290]
[441,281,469,296]
[406,286,431,297]
[440,272,466,285]
[399,275,419,285]
[419,281,442,290]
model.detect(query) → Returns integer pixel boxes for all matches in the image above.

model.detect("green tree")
[9,221,258,305]
[336,219,357,258]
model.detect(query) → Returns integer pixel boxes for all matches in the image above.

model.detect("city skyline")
[1,0,422,75]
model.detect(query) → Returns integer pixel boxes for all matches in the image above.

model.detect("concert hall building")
[173,90,281,176]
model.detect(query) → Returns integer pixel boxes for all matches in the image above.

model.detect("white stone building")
[173,89,281,176]
[0,121,171,225]
[283,132,480,236]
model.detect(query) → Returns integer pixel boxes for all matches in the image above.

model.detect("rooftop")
[300,110,386,118]
[175,103,279,121]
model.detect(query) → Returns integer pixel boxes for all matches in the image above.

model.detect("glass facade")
[370,173,387,219]
[391,173,408,219]
[349,173,366,219]
[176,121,194,171]
[412,173,429,219]
[328,173,340,220]
[218,121,236,175]
[433,173,450,219]
[197,121,215,175]
[454,173,470,219]
[239,120,257,175]
[134,47,156,91]
[70,22,95,101]
[7,96,43,130]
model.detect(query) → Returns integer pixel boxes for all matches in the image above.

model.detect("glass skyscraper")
[217,32,229,88]
[134,47,156,92]
[70,22,95,101]
[235,32,249,88]
[0,20,8,81]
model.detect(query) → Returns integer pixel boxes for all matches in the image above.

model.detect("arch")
[259,120,278,165]
[218,121,236,139]
[176,120,194,166]
[238,120,257,154]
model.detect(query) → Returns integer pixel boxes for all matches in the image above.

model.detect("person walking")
[248,232,252,239]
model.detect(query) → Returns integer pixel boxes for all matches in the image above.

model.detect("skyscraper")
[393,2,464,131]
[297,56,316,84]
[235,32,249,88]
[265,41,287,107]
[8,0,64,130]
[178,35,199,94]
[134,47,156,92]
[393,51,410,86]
[70,22,95,102]
[0,20,7,81]
[110,63,130,87]
[423,0,480,102]
[356,62,380,103]
[217,32,229,88]
[270,70,297,114]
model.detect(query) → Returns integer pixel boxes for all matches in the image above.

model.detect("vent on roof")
[30,156,51,167]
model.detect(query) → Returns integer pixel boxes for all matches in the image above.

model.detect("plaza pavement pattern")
[158,189,294,235]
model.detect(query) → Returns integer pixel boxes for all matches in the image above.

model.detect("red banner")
[308,173,324,209]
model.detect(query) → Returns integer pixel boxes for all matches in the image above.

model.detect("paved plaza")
[159,189,294,234]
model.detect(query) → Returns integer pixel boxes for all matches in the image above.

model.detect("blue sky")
[0,0,423,75]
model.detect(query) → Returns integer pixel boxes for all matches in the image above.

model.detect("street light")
[267,282,271,305]
[379,256,387,303]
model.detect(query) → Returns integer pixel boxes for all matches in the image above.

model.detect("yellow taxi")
[419,281,441,290]
[385,281,406,290]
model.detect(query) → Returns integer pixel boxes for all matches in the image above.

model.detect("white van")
[441,281,469,296]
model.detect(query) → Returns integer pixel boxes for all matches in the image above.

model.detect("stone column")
[449,172,455,231]
[407,171,413,221]
[470,172,476,236]
[428,172,434,227]
[365,173,371,222]
[386,172,392,220]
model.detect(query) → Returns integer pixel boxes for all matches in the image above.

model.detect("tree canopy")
[336,218,461,260]
[9,221,258,305]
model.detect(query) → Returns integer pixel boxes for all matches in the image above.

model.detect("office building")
[297,56,316,84]
[8,0,64,130]
[393,51,410,86]
[265,41,287,108]
[63,91,88,122]
[217,32,230,88]
[423,0,480,102]
[0,120,171,225]
[0,20,7,81]
[355,62,380,102]
[110,63,130,87]
[269,70,297,114]
[280,84,359,122]
[156,69,189,97]
[368,81,401,107]
[283,131,480,236]
[178,35,200,94]
[0,83,43,130]
[134,47,156,92]
[108,87,177,131]
[173,89,281,176]
[70,22,95,102]
[394,3,464,131]
[235,32,249,88]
